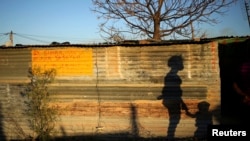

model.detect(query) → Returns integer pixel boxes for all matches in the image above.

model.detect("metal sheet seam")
[95,47,103,132]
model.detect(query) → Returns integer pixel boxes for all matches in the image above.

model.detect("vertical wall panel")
[0,48,31,82]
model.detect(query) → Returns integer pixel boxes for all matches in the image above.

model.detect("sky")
[0,0,250,45]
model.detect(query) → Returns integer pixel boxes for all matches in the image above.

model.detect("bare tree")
[99,24,125,43]
[92,0,237,40]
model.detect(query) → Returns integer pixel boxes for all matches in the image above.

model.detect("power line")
[1,31,57,45]
[0,32,12,46]
[1,31,105,45]
[0,34,8,43]
[14,33,51,44]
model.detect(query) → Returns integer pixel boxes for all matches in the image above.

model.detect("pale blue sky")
[0,0,249,45]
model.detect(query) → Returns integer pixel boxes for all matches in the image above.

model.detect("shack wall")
[0,42,220,140]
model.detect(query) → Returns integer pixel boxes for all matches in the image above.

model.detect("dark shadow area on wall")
[219,38,250,125]
[130,103,139,139]
[157,55,189,140]
[0,103,6,141]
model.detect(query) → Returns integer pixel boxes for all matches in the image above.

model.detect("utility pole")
[4,30,14,47]
[10,30,13,46]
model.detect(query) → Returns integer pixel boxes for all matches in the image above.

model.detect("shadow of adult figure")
[187,101,212,140]
[157,55,189,141]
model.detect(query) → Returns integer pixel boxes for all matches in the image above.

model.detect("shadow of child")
[186,101,212,140]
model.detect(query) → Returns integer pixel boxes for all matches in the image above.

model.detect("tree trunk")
[191,21,194,40]
[153,19,161,40]
[153,1,162,41]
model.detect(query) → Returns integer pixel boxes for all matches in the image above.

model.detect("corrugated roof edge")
[0,40,213,49]
[0,36,249,49]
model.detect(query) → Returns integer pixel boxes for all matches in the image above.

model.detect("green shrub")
[24,68,58,141]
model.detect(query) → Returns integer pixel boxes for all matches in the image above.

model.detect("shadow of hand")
[185,111,195,118]
[157,95,163,100]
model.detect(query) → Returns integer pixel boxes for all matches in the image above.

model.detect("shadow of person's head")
[198,101,210,113]
[168,55,184,71]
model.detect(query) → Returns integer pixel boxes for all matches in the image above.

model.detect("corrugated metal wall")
[0,42,220,140]
[0,48,31,83]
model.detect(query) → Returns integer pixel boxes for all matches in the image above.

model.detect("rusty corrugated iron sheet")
[0,41,222,140]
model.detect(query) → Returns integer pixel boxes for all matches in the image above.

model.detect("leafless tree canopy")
[92,0,237,40]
